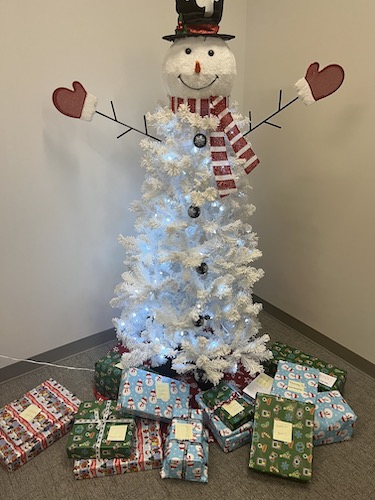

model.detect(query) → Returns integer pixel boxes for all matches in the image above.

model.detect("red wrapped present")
[0,379,80,471]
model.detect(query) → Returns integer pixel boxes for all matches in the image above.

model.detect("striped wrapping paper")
[0,379,80,471]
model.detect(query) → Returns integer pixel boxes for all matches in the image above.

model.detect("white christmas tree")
[111,31,272,385]
[111,104,270,385]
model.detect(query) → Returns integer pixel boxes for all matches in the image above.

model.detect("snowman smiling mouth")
[178,74,219,90]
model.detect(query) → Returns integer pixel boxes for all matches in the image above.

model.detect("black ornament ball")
[196,262,208,275]
[193,133,207,148]
[188,205,201,218]
[194,316,204,327]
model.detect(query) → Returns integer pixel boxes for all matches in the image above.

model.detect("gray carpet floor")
[0,311,374,500]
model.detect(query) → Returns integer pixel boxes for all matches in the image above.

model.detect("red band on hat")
[176,23,219,36]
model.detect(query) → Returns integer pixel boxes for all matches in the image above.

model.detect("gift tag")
[222,399,244,417]
[156,382,170,402]
[107,425,128,442]
[273,420,293,443]
[19,404,41,422]
[175,423,194,440]
[257,373,274,390]
[244,373,273,399]
[319,372,337,387]
[287,381,305,394]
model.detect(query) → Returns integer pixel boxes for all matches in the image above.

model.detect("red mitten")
[52,81,97,121]
[295,62,345,105]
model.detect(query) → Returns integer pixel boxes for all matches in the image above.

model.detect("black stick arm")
[244,91,299,137]
[95,101,161,142]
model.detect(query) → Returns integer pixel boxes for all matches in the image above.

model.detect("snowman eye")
[208,50,215,57]
[185,48,192,55]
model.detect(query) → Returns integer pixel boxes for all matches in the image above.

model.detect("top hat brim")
[163,33,235,42]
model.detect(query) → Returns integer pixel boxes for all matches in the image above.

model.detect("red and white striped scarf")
[169,96,259,197]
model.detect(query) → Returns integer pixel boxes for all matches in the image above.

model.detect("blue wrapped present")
[271,361,319,404]
[314,390,357,446]
[195,389,253,453]
[118,367,190,422]
[160,409,209,483]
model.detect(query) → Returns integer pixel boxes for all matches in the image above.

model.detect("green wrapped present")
[265,342,347,393]
[201,382,254,431]
[249,393,315,482]
[94,349,124,400]
[67,400,135,460]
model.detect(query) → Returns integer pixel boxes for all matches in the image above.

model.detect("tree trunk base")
[151,358,179,379]
[151,362,215,391]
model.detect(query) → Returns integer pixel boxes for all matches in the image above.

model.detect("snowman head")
[162,36,236,99]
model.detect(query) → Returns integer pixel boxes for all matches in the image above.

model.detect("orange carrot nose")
[195,61,201,74]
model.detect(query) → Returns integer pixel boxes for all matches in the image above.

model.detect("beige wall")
[1,0,373,370]
[245,0,375,364]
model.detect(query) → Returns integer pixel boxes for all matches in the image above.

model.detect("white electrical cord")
[0,354,95,372]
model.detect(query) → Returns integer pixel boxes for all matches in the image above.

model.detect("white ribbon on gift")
[74,400,132,460]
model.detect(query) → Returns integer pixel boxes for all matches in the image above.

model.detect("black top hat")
[163,0,235,42]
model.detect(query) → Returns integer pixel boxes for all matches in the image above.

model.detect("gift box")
[0,379,80,471]
[73,418,163,479]
[314,391,357,446]
[266,342,347,392]
[201,382,254,430]
[249,393,315,482]
[66,400,135,460]
[95,349,124,400]
[195,392,253,453]
[271,361,319,404]
[118,367,190,423]
[161,409,209,483]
